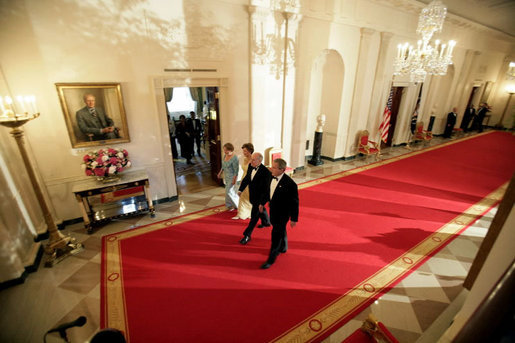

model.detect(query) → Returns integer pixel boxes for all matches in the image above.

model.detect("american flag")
[379,87,394,143]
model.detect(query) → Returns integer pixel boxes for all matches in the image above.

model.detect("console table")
[72,170,155,233]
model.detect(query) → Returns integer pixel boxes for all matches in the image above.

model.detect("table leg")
[76,194,92,234]
[144,181,156,217]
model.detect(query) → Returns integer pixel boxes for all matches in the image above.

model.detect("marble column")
[368,32,393,141]
[345,27,376,157]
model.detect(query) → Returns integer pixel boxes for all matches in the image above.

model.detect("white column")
[344,28,377,157]
[368,32,393,141]
[453,50,481,111]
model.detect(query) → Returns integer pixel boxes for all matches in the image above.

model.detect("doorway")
[384,86,404,147]
[164,86,222,195]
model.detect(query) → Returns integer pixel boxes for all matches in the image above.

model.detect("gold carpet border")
[103,238,129,340]
[272,182,507,343]
[102,205,227,333]
[102,132,495,338]
[299,131,492,191]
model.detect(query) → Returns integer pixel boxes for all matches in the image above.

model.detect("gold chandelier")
[394,0,456,83]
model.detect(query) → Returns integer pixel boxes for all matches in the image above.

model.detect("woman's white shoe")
[231,216,240,220]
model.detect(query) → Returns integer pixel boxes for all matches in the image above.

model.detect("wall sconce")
[508,62,515,79]
[495,84,515,129]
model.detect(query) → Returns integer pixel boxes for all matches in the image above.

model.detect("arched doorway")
[305,49,344,159]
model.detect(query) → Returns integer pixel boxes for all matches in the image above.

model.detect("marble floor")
[0,132,494,343]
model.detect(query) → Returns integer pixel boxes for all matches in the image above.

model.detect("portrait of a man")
[56,83,130,148]
[76,93,119,141]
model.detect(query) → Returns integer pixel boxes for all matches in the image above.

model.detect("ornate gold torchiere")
[0,97,82,267]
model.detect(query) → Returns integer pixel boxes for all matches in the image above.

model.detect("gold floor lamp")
[0,95,82,267]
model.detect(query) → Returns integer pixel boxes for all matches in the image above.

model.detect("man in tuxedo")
[189,111,203,157]
[460,104,475,132]
[473,103,490,133]
[76,94,118,141]
[237,152,271,245]
[443,107,458,138]
[176,114,194,164]
[260,158,299,269]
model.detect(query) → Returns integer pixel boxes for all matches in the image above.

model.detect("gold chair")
[266,147,294,176]
[357,130,381,160]
[360,313,399,343]
[412,121,432,144]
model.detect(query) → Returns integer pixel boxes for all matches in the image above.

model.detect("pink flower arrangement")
[82,148,131,177]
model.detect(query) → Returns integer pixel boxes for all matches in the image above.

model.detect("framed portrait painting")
[56,83,130,148]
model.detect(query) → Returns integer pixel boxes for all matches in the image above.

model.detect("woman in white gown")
[232,143,254,220]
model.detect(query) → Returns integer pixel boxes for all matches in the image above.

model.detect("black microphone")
[47,316,87,334]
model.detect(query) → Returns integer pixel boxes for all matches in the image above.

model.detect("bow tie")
[272,176,278,181]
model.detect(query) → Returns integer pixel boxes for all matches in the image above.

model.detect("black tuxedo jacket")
[268,174,299,225]
[446,112,457,126]
[191,118,203,135]
[239,164,271,205]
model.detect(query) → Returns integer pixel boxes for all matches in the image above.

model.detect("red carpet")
[101,132,515,342]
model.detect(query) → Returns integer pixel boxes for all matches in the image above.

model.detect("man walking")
[260,158,299,269]
[238,152,271,245]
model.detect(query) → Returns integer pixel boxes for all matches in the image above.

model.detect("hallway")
[0,132,495,342]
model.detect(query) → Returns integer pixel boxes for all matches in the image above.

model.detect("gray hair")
[252,152,263,162]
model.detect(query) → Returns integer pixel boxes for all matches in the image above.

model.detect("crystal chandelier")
[252,0,298,80]
[394,0,456,83]
[253,21,296,80]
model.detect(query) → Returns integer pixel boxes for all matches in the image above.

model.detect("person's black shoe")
[280,249,287,254]
[240,236,251,245]
[257,224,271,228]
[261,262,272,269]
[187,160,194,165]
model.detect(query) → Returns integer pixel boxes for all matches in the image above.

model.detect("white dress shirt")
[270,173,284,199]
[251,165,259,181]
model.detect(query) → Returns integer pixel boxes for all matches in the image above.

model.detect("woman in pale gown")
[217,143,239,210]
[232,143,254,220]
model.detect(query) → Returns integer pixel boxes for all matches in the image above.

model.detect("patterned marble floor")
[0,132,493,343]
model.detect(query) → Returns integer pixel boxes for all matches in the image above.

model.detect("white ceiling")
[418,0,515,37]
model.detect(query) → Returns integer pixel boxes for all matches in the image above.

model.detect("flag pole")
[378,82,394,147]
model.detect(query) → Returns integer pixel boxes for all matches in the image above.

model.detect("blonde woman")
[232,143,254,220]
[217,143,239,210]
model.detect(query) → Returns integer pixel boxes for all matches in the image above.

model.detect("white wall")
[0,0,250,221]
[0,0,513,227]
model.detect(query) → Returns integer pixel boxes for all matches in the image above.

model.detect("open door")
[384,86,404,147]
[206,87,223,185]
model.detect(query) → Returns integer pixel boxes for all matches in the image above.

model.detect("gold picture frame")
[56,82,130,148]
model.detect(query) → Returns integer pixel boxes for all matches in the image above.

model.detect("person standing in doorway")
[473,103,491,133]
[443,107,458,138]
[218,143,240,211]
[260,158,299,269]
[176,114,194,164]
[460,104,475,132]
[167,114,178,159]
[189,111,203,157]
[237,152,271,245]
